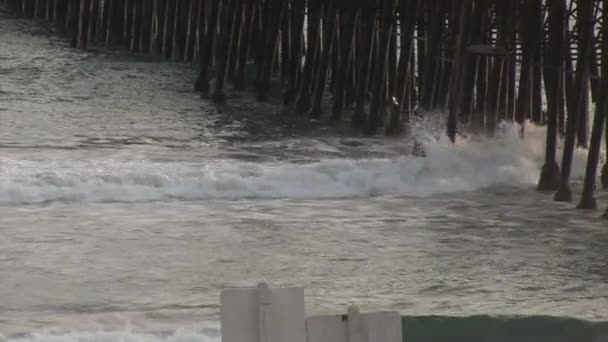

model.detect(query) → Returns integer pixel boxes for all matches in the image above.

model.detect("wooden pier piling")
[555,0,595,203]
[538,0,567,192]
[2,0,608,216]
[577,0,608,209]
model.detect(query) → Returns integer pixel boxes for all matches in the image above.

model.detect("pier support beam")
[367,0,395,134]
[351,0,375,129]
[255,0,284,102]
[577,89,607,209]
[538,0,566,191]
[446,0,474,142]
[330,1,356,121]
[213,0,238,104]
[283,0,306,105]
[310,0,336,119]
[555,0,594,202]
[195,0,220,96]
[77,0,90,49]
[577,0,608,210]
[233,0,255,90]
[68,0,79,47]
[515,0,542,128]
[603,119,608,189]
[393,0,418,130]
[295,0,321,114]
[602,158,608,189]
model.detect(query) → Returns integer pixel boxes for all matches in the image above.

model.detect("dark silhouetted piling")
[555,0,594,202]
[538,0,566,191]
[577,0,608,210]
[3,0,608,217]
[310,0,336,119]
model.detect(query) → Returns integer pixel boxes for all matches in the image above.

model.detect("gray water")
[1,14,608,340]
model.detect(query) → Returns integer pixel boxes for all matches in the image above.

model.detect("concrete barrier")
[220,283,307,342]
[220,283,402,342]
[360,310,402,342]
[306,314,348,342]
[306,306,402,342]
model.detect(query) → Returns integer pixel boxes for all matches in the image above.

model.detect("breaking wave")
[0,122,598,204]
[3,315,608,342]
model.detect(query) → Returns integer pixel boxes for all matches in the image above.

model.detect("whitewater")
[2,10,608,342]
[1,123,600,205]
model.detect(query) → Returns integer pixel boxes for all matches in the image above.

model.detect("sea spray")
[0,122,601,205]
[4,316,608,342]
[3,329,220,342]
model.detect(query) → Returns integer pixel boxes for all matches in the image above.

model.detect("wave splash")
[3,329,219,342]
[4,315,608,342]
[0,122,596,204]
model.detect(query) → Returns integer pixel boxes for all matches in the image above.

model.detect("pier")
[1,0,607,216]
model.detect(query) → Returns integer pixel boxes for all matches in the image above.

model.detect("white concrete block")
[221,286,258,342]
[220,283,307,342]
[305,315,348,342]
[361,311,402,342]
[347,306,363,342]
[306,307,402,342]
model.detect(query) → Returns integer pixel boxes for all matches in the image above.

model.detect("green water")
[402,315,608,342]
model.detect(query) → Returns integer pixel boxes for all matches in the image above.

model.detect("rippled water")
[1,12,608,341]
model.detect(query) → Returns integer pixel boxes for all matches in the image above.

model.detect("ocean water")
[1,12,608,342]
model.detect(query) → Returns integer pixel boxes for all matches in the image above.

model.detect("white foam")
[2,329,220,342]
[0,122,602,204]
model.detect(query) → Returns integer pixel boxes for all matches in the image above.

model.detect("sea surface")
[1,12,608,342]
